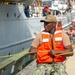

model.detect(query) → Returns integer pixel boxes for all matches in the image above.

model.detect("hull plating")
[0,4,44,62]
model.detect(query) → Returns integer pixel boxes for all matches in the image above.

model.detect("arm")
[50,45,74,56]
[29,46,37,54]
[29,46,37,60]
[50,31,74,56]
[29,33,41,54]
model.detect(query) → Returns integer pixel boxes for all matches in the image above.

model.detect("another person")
[29,15,73,75]
[42,6,51,16]
[24,4,30,18]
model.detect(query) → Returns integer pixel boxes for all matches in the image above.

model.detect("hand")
[49,50,57,56]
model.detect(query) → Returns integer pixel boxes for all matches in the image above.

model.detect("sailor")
[42,6,51,16]
[56,20,62,30]
[29,15,73,75]
[70,21,75,36]
[24,4,30,18]
[65,21,75,37]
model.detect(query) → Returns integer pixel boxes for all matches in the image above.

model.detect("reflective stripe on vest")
[53,30,66,62]
[37,32,53,63]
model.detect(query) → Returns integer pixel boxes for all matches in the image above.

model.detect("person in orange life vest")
[67,21,75,37]
[29,15,73,75]
[71,21,75,36]
[63,21,74,36]
[56,20,63,31]
[71,21,75,30]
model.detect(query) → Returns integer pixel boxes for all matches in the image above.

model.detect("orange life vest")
[56,21,62,30]
[36,31,66,63]
[72,25,75,30]
[53,30,66,62]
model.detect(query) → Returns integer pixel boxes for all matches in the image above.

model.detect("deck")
[66,49,75,75]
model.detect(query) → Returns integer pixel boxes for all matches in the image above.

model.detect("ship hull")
[0,4,44,62]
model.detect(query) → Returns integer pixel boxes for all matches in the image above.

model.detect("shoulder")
[62,30,71,46]
[31,32,42,48]
[36,32,42,36]
[62,30,70,38]
[35,32,42,39]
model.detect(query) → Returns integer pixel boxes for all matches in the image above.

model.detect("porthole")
[14,13,16,17]
[7,13,9,17]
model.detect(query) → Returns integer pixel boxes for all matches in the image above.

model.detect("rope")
[0,51,32,58]
[0,50,74,58]
[55,51,74,56]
